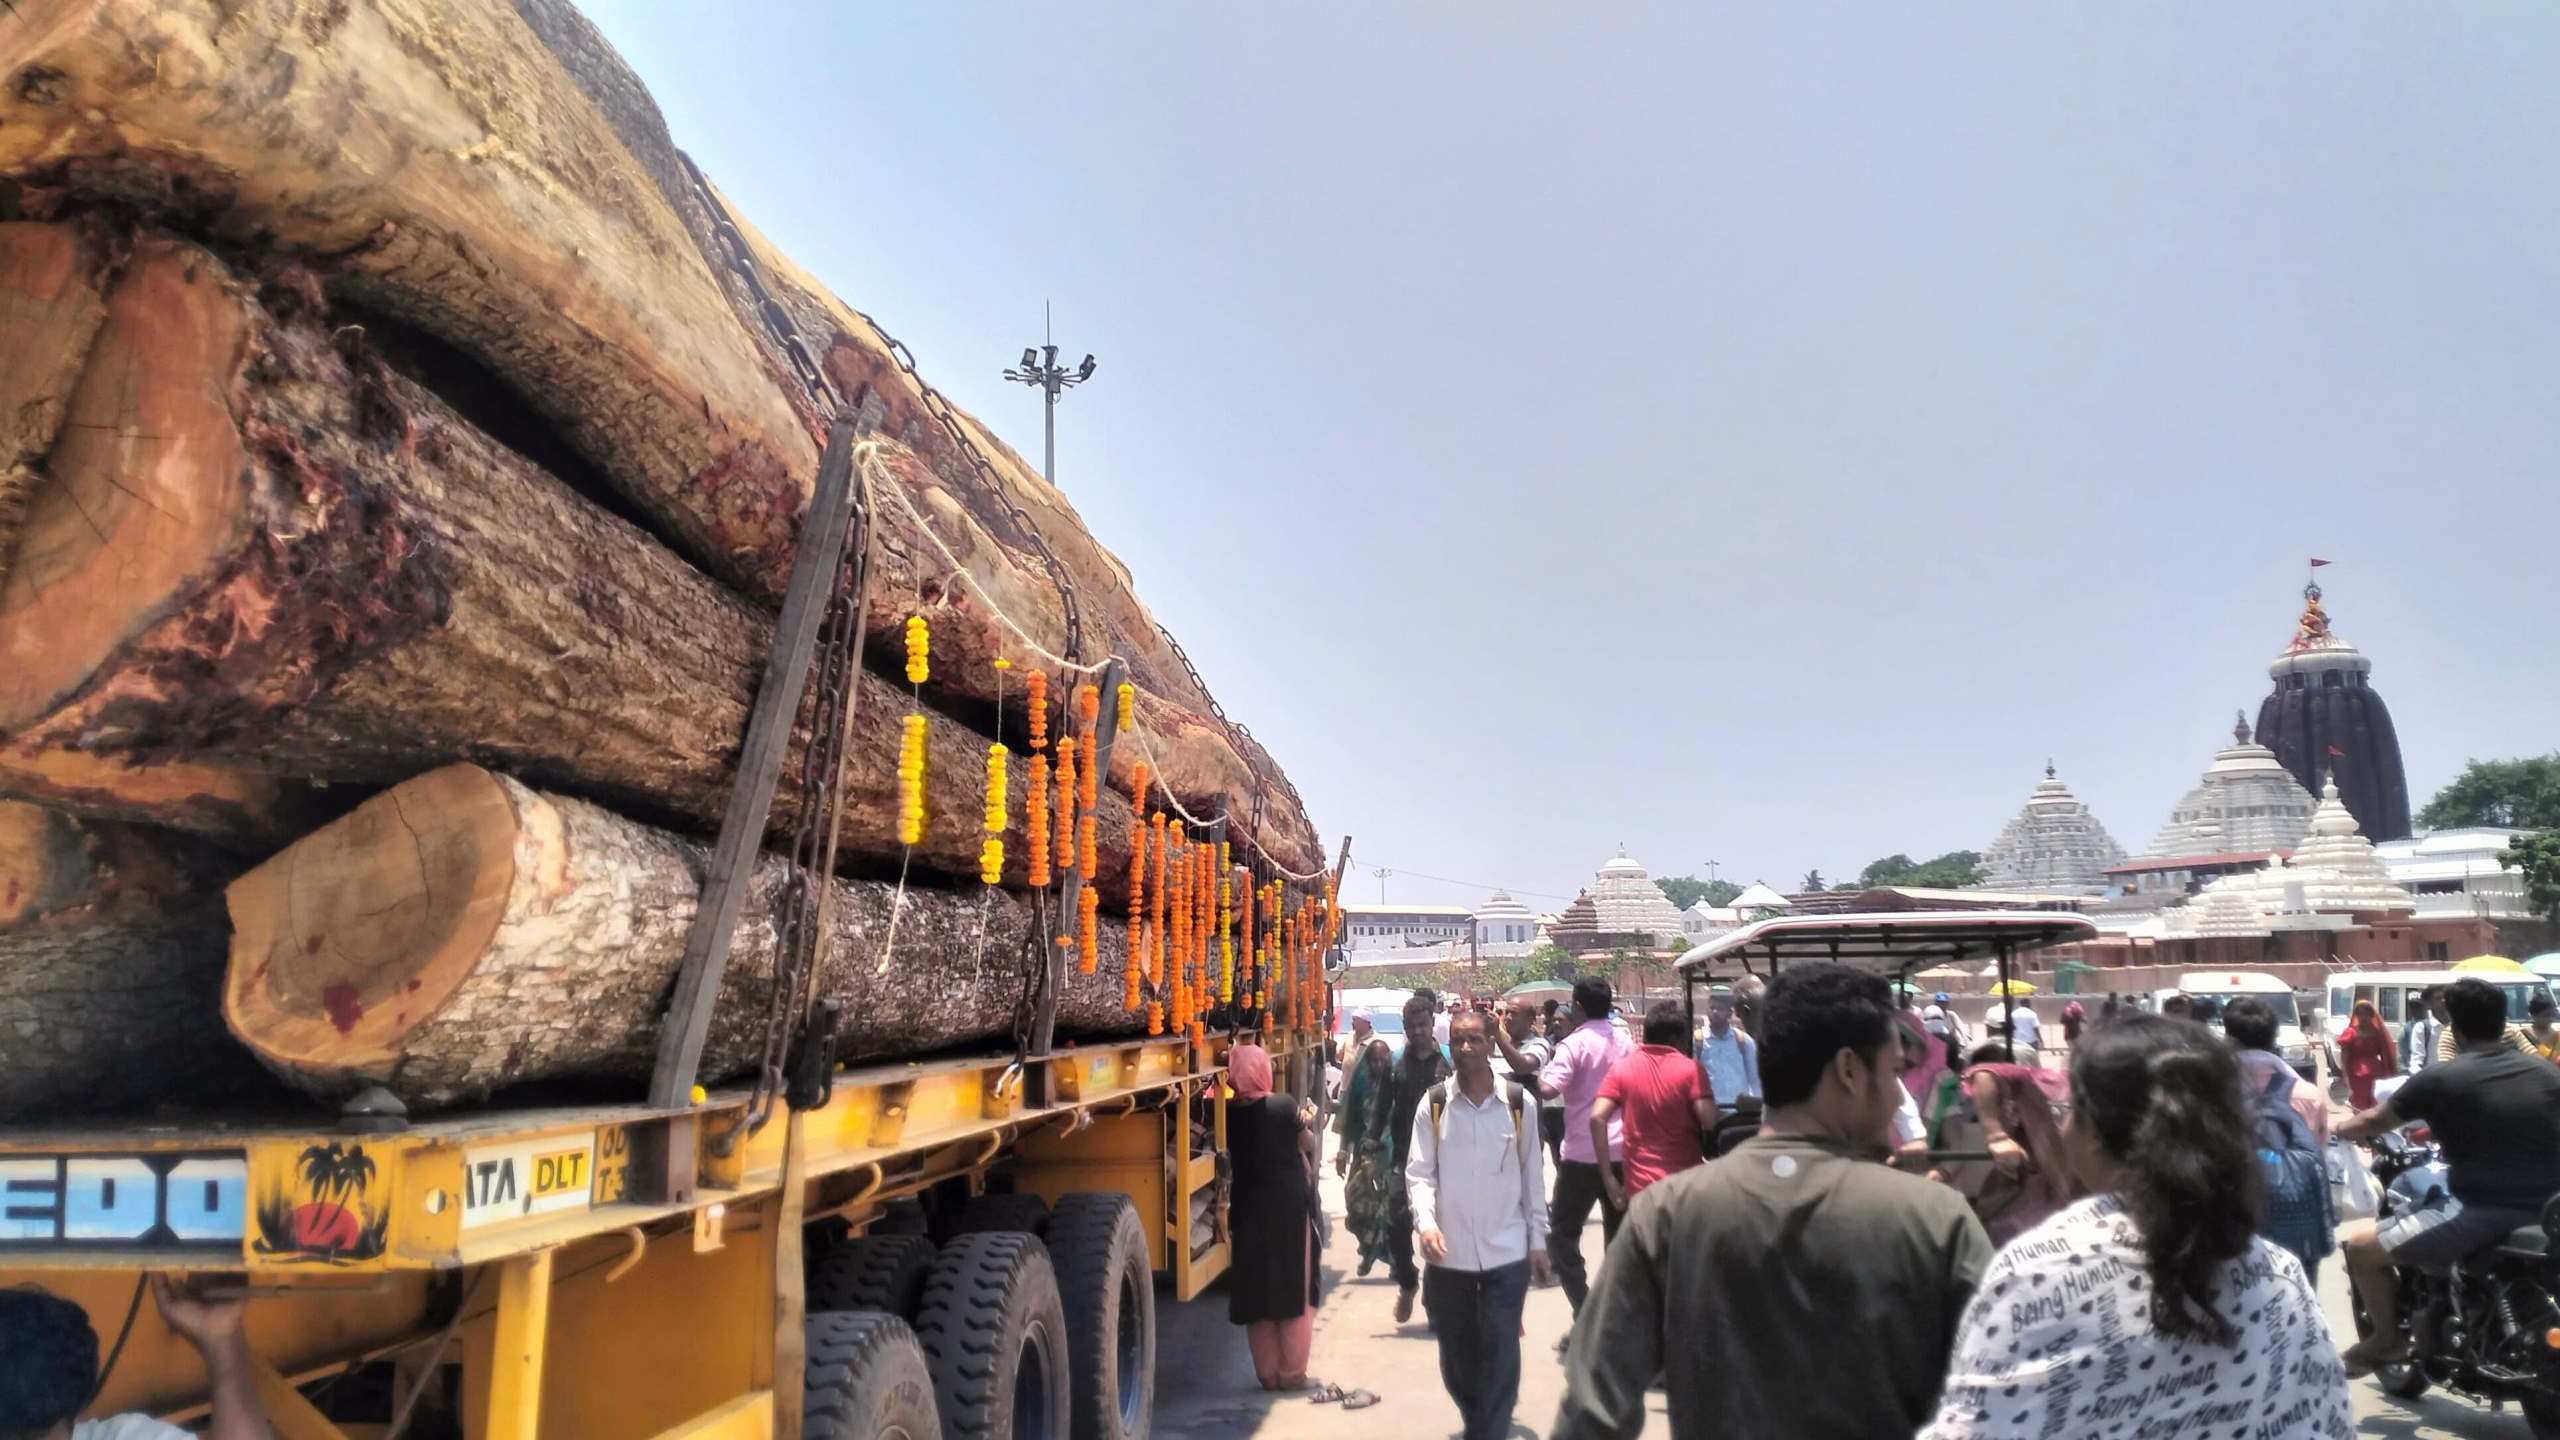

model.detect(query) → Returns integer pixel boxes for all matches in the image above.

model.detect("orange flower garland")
[1124,821,1147,1011]
[1051,738,1078,878]
[1218,845,1235,1005]
[1026,755,1052,889]
[1078,886,1100,975]
[1026,670,1048,751]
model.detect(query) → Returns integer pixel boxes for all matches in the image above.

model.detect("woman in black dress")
[1226,1043,1319,1388]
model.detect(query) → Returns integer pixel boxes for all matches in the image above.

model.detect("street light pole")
[1002,306,1096,484]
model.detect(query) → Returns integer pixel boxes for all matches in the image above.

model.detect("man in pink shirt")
[1535,976,1633,1329]
[1592,1001,1715,1209]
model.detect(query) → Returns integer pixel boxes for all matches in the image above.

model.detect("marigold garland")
[1074,686,1101,818]
[896,713,927,846]
[1026,671,1048,751]
[1051,739,1078,877]
[1218,845,1235,1005]
[1078,886,1100,975]
[1148,814,1169,986]
[904,615,930,685]
[1124,822,1148,1010]
[1026,755,1052,889]
[978,743,1006,884]
[1079,812,1098,879]
[1115,682,1135,732]
[1127,760,1150,810]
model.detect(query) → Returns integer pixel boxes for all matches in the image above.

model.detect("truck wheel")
[804,1311,940,1440]
[809,1234,938,1319]
[950,1191,1052,1239]
[1047,1193,1154,1440]
[914,1232,1072,1440]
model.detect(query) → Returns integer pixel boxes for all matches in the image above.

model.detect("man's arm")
[1589,1096,1624,1208]
[1741,1033,1762,1099]
[1531,1031,1573,1101]
[1550,1193,1664,1440]
[1520,1093,1551,1283]
[2335,1099,2405,1144]
[1407,1094,1446,1264]
[153,1276,274,1440]
[1689,1059,1715,1132]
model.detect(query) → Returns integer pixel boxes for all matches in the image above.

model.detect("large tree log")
[226,764,1145,1109]
[0,235,1149,893]
[0,743,298,845]
[0,220,110,580]
[0,0,1319,874]
[0,799,273,1117]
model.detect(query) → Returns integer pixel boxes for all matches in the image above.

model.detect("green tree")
[1858,851,1985,889]
[2420,756,2560,831]
[1655,875,1745,909]
[1800,870,1826,892]
[2501,831,2560,933]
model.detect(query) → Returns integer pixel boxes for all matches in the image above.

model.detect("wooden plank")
[649,414,862,1110]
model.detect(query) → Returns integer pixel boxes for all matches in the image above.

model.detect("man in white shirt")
[1411,1009,1552,1440]
[2005,999,2042,1058]
[4,1279,273,1440]
[2404,987,2445,1074]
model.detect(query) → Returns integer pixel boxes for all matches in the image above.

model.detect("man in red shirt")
[1592,1000,1715,1207]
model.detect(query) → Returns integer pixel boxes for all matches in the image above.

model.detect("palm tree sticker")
[253,1142,388,1261]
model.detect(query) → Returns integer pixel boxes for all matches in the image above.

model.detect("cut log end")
[0,241,250,730]
[224,764,519,1071]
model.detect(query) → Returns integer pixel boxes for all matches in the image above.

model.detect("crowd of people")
[1272,967,2560,1440]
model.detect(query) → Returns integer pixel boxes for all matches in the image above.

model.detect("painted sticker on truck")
[462,1134,598,1229]
[0,1152,248,1248]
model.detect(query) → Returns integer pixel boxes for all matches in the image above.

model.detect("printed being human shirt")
[1919,1193,2352,1440]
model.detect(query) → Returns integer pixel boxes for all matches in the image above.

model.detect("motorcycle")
[2354,1130,2560,1436]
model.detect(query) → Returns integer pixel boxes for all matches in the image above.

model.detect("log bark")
[0,235,1149,892]
[225,764,1145,1109]
[0,0,1319,875]
[0,799,273,1117]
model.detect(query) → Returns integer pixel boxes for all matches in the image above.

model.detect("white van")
[2153,971,2310,1071]
[2325,969,2554,1046]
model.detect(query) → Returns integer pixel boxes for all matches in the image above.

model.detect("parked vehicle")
[2327,970,2555,1039]
[2154,970,2312,1073]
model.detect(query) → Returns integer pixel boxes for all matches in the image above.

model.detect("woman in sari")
[1226,1043,1320,1389]
[2337,999,2397,1111]
[1962,1042,2081,1245]
[1333,1038,1398,1275]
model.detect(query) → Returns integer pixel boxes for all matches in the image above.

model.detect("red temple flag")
[2327,745,2346,757]
[2309,557,2332,567]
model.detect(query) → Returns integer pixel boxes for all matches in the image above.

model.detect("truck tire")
[803,1311,941,1440]
[1047,1193,1154,1440]
[809,1235,938,1319]
[949,1191,1052,1239]
[914,1232,1073,1440]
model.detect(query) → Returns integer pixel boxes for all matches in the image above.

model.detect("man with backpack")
[2226,996,2333,1282]
[1409,1008,1551,1440]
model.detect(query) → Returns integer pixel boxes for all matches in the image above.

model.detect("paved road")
[1152,1170,2522,1439]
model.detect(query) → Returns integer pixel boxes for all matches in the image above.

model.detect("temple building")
[1470,890,1542,959]
[2140,715,2320,860]
[1976,762,2126,895]
[2254,579,2412,841]
[1547,850,1689,952]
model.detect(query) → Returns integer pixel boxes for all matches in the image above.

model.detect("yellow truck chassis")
[0,1029,1321,1438]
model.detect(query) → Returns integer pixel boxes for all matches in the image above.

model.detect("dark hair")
[1642,1000,1689,1047]
[2444,978,2508,1043]
[0,1287,97,1437]
[2534,996,2556,1019]
[1571,977,1613,1022]
[1540,999,1560,1017]
[2418,985,2441,1002]
[1448,1008,1490,1040]
[2221,997,2278,1052]
[1405,989,1438,1014]
[2161,994,2192,1018]
[1758,964,1896,1108]
[2070,1016,2258,1346]
[1966,1041,2013,1067]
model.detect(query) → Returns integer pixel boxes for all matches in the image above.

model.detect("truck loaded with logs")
[0,2,1340,1437]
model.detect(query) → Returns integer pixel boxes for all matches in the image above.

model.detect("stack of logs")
[0,0,1331,1116]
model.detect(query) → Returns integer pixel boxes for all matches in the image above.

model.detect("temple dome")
[2180,777,2412,925]
[2144,715,2319,859]
[1977,762,2126,895]
[1584,849,1689,941]
[2253,580,2411,841]
[1474,889,1537,926]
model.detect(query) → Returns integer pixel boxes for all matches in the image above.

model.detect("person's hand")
[152,1274,248,1351]
[1334,1149,1349,1177]
[1530,1250,1552,1286]
[1987,1136,2028,1176]
[1601,1173,1626,1210]
[1419,1227,1448,1264]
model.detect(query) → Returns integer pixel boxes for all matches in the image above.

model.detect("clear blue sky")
[585,3,2558,910]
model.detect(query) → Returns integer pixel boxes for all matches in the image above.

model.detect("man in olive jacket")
[1552,964,1992,1440]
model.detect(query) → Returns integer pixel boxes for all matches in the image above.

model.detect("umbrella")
[1914,964,1974,983]
[2453,955,2528,974]
[2527,954,2560,979]
[1502,980,1572,1000]
[1988,978,2038,997]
